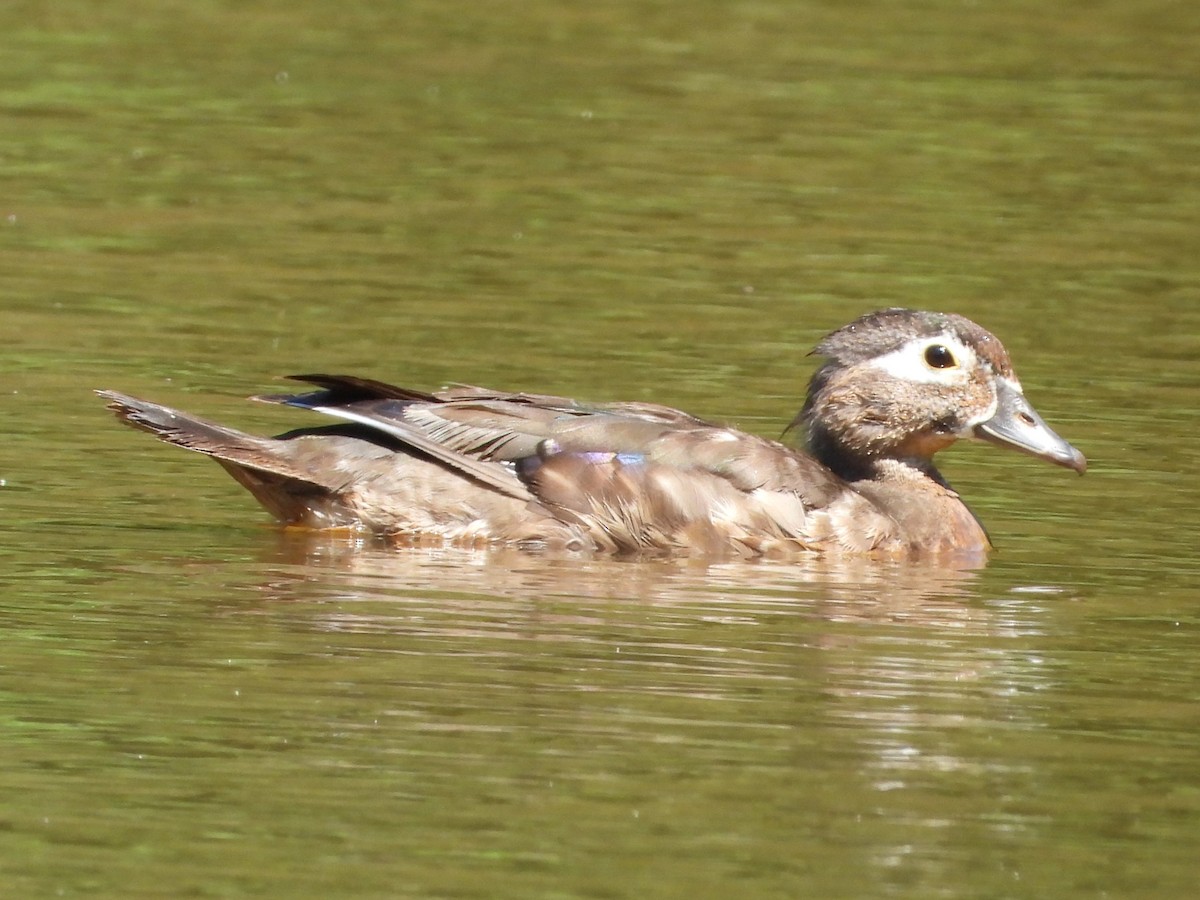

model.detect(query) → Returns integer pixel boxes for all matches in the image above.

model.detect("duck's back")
[262,376,905,556]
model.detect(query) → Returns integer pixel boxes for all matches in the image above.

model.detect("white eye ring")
[869,335,974,385]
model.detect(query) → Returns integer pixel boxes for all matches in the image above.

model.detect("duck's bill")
[973,381,1087,474]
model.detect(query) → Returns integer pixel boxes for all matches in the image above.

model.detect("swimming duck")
[98,309,1084,557]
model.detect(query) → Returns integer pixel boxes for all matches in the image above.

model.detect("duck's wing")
[255,375,545,500]
[256,374,701,462]
[262,374,894,554]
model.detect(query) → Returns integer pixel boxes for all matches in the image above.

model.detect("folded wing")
[257,374,897,554]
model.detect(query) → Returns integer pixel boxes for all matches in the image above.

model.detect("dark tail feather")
[254,373,439,409]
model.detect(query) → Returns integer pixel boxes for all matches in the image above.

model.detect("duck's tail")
[98,390,292,467]
[96,390,360,527]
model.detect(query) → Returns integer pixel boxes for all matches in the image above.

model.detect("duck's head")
[795,308,1086,481]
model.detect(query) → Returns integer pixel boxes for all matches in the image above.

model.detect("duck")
[98,308,1085,558]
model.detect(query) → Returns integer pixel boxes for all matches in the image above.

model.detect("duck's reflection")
[253,530,988,620]
[221,534,1062,882]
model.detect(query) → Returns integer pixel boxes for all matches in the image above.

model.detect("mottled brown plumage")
[97,309,1085,558]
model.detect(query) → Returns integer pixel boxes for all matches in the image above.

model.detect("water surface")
[3,2,1199,897]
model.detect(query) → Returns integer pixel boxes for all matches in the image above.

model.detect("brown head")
[794,309,1086,482]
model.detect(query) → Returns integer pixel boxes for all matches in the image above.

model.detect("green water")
[4,1,1199,897]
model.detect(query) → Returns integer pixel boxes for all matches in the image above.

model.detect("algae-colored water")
[3,2,1199,897]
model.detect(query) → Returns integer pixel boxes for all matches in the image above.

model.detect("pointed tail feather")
[97,390,310,480]
[96,389,375,527]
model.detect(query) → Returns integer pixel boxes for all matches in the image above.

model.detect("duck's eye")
[924,344,956,369]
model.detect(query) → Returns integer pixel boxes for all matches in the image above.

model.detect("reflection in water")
[255,530,987,617]
[239,534,1061,883]
[249,541,1042,782]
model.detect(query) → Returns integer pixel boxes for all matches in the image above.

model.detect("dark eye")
[924,344,956,369]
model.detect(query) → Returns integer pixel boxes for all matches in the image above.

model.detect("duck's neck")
[806,427,990,553]
[805,423,936,484]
